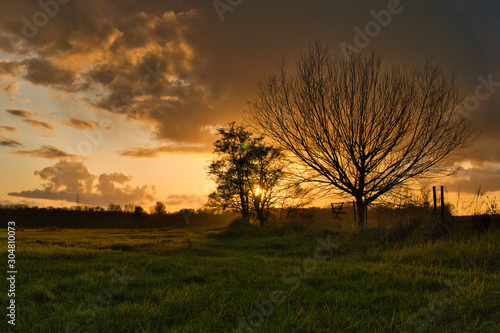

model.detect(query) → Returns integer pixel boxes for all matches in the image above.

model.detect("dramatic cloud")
[22,58,76,87]
[12,145,75,159]
[443,164,500,194]
[6,109,33,118]
[0,0,229,148]
[63,118,100,130]
[0,0,498,210]
[0,0,494,157]
[8,160,155,206]
[118,143,209,158]
[0,137,23,147]
[462,131,500,165]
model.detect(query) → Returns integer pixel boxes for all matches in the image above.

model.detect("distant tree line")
[0,204,235,229]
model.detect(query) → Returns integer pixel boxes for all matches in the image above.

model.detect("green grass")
[1,226,499,332]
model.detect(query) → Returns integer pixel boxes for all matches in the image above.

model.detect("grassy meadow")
[1,223,499,332]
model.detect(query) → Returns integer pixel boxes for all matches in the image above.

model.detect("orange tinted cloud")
[12,145,74,159]
[8,160,155,206]
[63,118,100,130]
[0,137,22,147]
[118,143,209,158]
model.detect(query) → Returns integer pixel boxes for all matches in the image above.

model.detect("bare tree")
[248,43,476,228]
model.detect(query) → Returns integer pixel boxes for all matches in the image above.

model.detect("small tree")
[107,203,122,212]
[151,201,167,215]
[133,206,145,228]
[206,122,287,225]
[249,43,476,228]
[123,204,135,213]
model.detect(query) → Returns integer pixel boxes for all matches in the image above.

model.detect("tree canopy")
[206,122,287,225]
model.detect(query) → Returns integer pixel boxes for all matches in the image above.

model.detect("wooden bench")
[331,202,346,221]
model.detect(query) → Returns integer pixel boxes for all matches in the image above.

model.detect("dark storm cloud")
[444,165,500,194]
[0,137,22,147]
[12,145,75,159]
[0,0,227,146]
[22,58,75,87]
[8,160,155,206]
[0,0,497,161]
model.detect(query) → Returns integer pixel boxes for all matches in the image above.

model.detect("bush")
[279,220,309,234]
[384,218,421,243]
[228,217,251,228]
[423,221,449,242]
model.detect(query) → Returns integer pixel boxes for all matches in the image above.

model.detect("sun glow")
[254,186,262,196]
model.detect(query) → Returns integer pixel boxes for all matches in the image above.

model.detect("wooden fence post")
[441,186,445,223]
[433,186,437,218]
[353,201,356,227]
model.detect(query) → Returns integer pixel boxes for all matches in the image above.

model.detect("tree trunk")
[355,197,366,229]
[240,190,249,219]
[254,196,266,225]
[256,209,266,225]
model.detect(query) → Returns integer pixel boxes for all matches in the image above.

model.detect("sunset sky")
[0,0,498,212]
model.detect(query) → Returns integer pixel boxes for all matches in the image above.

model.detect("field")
[1,224,499,332]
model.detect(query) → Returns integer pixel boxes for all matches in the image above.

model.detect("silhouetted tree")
[249,43,476,228]
[107,203,122,212]
[206,122,287,225]
[123,204,135,213]
[151,201,167,215]
[133,206,145,228]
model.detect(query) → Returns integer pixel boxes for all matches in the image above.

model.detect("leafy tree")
[123,204,135,213]
[206,122,287,225]
[249,43,476,228]
[133,206,144,214]
[151,201,167,215]
[107,203,122,212]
